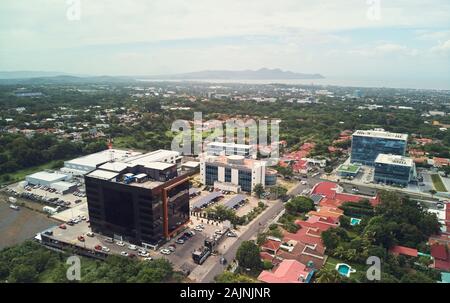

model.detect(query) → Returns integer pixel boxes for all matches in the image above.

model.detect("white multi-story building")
[200,155,277,193]
[206,142,254,158]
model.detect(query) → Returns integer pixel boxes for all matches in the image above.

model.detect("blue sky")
[0,0,449,88]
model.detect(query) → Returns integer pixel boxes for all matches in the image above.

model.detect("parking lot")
[40,214,236,275]
[4,182,87,214]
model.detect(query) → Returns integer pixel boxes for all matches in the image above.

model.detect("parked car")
[128,244,137,250]
[167,245,176,252]
[227,231,237,237]
[116,241,125,246]
[86,231,94,237]
[176,238,185,244]
[59,224,67,230]
[121,251,129,257]
[160,248,171,255]
[94,245,102,251]
[143,257,153,261]
[101,246,110,252]
[77,236,85,242]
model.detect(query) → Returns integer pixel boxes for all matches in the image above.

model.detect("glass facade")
[374,162,412,186]
[205,165,219,185]
[86,175,190,246]
[238,170,252,192]
[351,135,407,166]
[225,168,232,183]
[265,173,277,186]
[166,181,190,235]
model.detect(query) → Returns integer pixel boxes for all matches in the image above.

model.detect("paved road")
[199,199,285,282]
[287,175,322,196]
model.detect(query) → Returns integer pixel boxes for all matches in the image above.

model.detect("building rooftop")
[375,154,414,167]
[257,259,310,283]
[207,142,252,149]
[125,149,180,167]
[65,149,141,169]
[353,129,408,141]
[202,154,267,171]
[337,163,361,173]
[87,169,119,180]
[26,171,68,182]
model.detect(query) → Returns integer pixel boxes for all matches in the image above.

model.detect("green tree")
[253,183,264,199]
[236,241,262,270]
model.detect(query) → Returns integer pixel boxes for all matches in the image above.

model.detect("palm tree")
[316,268,344,283]
[429,189,437,198]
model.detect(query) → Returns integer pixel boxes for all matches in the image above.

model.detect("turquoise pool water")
[350,218,361,226]
[337,264,350,276]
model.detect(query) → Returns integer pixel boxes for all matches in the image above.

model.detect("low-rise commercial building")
[26,171,70,186]
[63,149,181,176]
[374,154,416,186]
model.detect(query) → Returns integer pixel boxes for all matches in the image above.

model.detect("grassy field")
[0,160,63,185]
[431,174,447,192]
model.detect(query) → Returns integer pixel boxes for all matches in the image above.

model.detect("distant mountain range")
[0,68,324,84]
[144,68,324,80]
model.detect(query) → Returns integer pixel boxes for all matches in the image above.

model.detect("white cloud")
[430,40,450,54]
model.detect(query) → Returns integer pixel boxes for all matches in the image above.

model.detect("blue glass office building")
[350,130,408,166]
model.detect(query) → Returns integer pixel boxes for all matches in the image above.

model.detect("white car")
[116,241,125,247]
[160,248,171,255]
[86,232,94,237]
[128,244,137,250]
[138,248,147,254]
[227,231,237,237]
[194,227,203,232]
[139,252,150,257]
[143,257,153,261]
[101,246,110,252]
[120,251,129,257]
[214,229,223,235]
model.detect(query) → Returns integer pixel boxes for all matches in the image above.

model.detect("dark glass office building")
[374,154,415,186]
[85,160,190,248]
[350,130,408,166]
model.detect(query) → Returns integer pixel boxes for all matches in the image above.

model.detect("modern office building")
[206,142,254,158]
[351,129,408,166]
[200,155,277,193]
[84,151,190,248]
[374,154,416,186]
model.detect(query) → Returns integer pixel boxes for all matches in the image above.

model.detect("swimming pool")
[335,263,356,277]
[350,218,362,226]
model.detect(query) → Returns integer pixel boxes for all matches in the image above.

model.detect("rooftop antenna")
[107,138,114,162]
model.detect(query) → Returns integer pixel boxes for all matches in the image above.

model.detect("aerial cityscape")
[0,0,450,292]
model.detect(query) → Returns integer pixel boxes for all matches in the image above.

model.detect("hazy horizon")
[1,1,449,89]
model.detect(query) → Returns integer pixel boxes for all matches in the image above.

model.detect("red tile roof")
[295,215,337,232]
[311,181,380,206]
[261,239,282,252]
[431,243,448,260]
[389,245,418,257]
[258,260,310,283]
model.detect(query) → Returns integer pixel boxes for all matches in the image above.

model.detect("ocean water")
[138,77,450,91]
